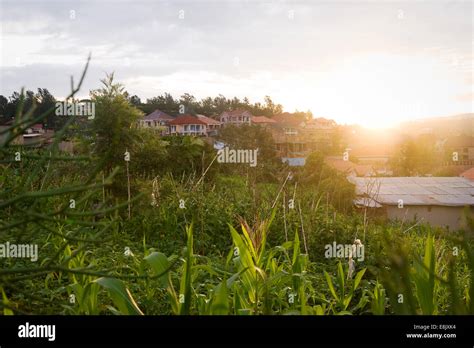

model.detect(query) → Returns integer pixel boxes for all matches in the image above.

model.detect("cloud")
[0,0,472,123]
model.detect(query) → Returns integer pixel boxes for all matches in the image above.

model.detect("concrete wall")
[386,205,473,231]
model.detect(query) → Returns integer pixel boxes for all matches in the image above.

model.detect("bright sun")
[290,53,467,129]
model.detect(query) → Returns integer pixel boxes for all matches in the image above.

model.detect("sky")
[0,0,472,128]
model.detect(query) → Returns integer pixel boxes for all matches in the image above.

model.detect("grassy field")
[0,77,473,316]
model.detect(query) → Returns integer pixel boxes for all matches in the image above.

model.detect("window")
[190,125,195,131]
[184,125,189,131]
[171,126,176,132]
[285,128,297,135]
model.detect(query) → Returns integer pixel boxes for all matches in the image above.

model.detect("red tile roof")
[196,114,221,126]
[251,116,276,124]
[169,114,207,125]
[460,167,474,180]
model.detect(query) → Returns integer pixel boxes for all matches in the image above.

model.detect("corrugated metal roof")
[348,177,474,207]
[354,197,382,208]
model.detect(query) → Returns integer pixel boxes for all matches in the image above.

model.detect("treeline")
[136,93,305,118]
[0,87,313,128]
[0,89,59,128]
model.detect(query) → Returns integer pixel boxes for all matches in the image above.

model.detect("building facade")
[349,176,474,230]
[168,114,207,136]
[219,109,252,126]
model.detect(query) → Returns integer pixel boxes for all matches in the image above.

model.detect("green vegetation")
[0,67,472,315]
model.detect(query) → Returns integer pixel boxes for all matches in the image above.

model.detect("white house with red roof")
[169,114,207,136]
[196,114,221,136]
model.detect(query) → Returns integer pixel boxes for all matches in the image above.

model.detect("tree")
[178,93,198,114]
[4,92,21,120]
[389,136,439,176]
[129,129,168,178]
[217,124,281,181]
[0,95,8,123]
[145,93,179,115]
[162,135,215,178]
[36,88,56,129]
[298,151,355,212]
[198,97,215,116]
[262,95,283,116]
[129,95,141,106]
[329,125,345,155]
[0,89,57,126]
[89,73,143,195]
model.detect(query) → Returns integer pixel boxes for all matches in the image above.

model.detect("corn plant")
[412,234,438,314]
[63,247,100,315]
[322,261,368,314]
[144,225,204,314]
[370,281,386,315]
[95,277,143,315]
[379,230,473,314]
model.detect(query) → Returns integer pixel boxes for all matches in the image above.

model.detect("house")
[324,156,375,177]
[251,116,276,128]
[271,113,307,161]
[350,145,392,164]
[304,117,336,152]
[22,123,55,147]
[25,123,45,134]
[460,167,474,181]
[168,114,207,136]
[23,131,55,148]
[445,135,474,163]
[306,117,335,136]
[349,176,474,230]
[23,133,44,147]
[272,112,306,136]
[271,113,337,163]
[196,114,221,136]
[0,121,49,147]
[139,109,174,134]
[219,109,252,126]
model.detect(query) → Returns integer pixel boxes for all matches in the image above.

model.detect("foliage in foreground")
[1,61,472,316]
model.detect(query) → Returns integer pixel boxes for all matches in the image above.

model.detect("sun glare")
[304,53,465,129]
